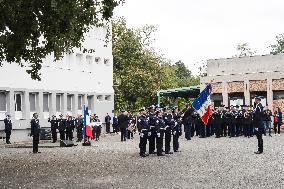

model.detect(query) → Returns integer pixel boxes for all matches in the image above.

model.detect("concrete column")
[62,93,67,116]
[83,94,88,108]
[37,91,44,120]
[244,80,250,106]
[23,90,30,120]
[72,93,78,116]
[7,90,15,120]
[267,78,273,109]
[49,92,56,116]
[222,82,228,107]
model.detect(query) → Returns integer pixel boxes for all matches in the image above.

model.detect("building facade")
[0,26,114,142]
[200,54,284,111]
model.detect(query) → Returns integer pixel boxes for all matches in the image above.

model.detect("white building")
[0,26,114,142]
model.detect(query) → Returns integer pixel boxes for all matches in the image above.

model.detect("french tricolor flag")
[83,105,93,139]
[192,84,213,125]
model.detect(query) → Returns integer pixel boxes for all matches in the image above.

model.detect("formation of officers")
[137,105,182,157]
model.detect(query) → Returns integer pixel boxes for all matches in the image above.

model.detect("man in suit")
[118,110,129,142]
[31,113,41,153]
[253,97,264,154]
[4,115,12,144]
[105,113,111,134]
[48,115,58,143]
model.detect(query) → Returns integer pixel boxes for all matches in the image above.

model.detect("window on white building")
[76,53,83,66]
[29,93,36,112]
[67,95,73,111]
[105,95,112,101]
[78,95,83,110]
[43,93,49,112]
[56,94,61,112]
[87,96,93,110]
[14,93,22,112]
[104,59,110,66]
[97,95,103,102]
[0,92,6,112]
[95,57,101,64]
[86,55,93,64]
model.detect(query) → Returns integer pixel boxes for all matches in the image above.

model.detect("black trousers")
[164,128,171,153]
[59,130,65,140]
[156,130,164,155]
[106,123,110,133]
[184,123,192,140]
[33,134,39,153]
[255,128,263,152]
[66,129,73,140]
[51,129,57,142]
[274,123,281,134]
[221,124,227,136]
[139,130,148,155]
[77,130,83,142]
[148,128,156,154]
[120,128,126,141]
[95,127,101,140]
[5,131,11,143]
[173,132,179,152]
[215,124,221,137]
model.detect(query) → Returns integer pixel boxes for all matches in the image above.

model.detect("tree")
[270,34,284,55]
[234,42,256,57]
[0,0,123,80]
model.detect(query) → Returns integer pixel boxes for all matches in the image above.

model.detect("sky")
[114,0,284,75]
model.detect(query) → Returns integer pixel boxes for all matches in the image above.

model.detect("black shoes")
[33,152,41,154]
[254,151,263,154]
[157,154,165,156]
[165,152,173,154]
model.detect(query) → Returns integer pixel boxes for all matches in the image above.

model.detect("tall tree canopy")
[234,42,256,57]
[112,18,199,111]
[270,34,284,55]
[0,0,123,80]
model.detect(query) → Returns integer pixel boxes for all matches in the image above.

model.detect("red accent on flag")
[201,104,213,125]
[86,124,93,139]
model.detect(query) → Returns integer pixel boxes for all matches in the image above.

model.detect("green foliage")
[112,18,199,111]
[234,42,256,57]
[0,0,122,80]
[270,34,284,55]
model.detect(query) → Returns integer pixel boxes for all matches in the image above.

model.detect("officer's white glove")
[140,133,144,138]
[255,128,258,131]
[175,122,178,126]
[157,133,161,138]
[173,131,176,135]
[148,132,151,136]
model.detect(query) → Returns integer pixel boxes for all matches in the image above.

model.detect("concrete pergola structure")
[157,86,200,106]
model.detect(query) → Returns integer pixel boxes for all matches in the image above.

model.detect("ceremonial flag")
[83,105,93,139]
[192,84,213,125]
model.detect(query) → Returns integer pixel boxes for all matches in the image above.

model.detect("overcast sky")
[114,0,284,75]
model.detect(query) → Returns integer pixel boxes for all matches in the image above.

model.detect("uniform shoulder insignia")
[138,119,141,122]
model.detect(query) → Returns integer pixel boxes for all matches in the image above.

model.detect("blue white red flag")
[192,84,213,125]
[83,105,93,139]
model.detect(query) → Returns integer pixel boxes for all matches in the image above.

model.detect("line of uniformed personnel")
[137,105,183,157]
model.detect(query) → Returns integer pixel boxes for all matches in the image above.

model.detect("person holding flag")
[82,105,93,146]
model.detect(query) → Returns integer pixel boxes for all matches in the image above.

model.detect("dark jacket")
[58,119,66,131]
[48,118,58,130]
[118,114,129,129]
[31,119,41,136]
[253,103,264,128]
[105,115,111,123]
[4,118,12,132]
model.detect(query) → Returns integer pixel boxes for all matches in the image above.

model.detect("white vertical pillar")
[23,90,30,120]
[49,92,56,116]
[73,93,78,116]
[37,91,44,120]
[222,82,228,107]
[267,78,273,109]
[7,90,15,120]
[62,93,67,116]
[244,80,250,106]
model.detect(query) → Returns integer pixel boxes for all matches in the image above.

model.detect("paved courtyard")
[0,133,284,189]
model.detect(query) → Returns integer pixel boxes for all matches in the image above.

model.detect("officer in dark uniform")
[31,113,41,153]
[4,115,12,144]
[66,116,74,140]
[48,115,58,143]
[182,104,194,140]
[221,107,228,137]
[253,97,264,154]
[137,108,149,157]
[58,114,66,140]
[76,115,84,142]
[163,107,174,154]
[155,109,165,156]
[172,107,182,152]
[147,105,157,154]
[213,108,222,138]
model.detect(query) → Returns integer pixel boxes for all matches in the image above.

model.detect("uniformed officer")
[4,115,12,144]
[213,108,222,138]
[48,115,58,143]
[58,114,66,140]
[66,116,74,140]
[172,107,182,152]
[253,96,264,154]
[147,105,157,154]
[31,113,41,153]
[155,109,165,156]
[182,104,194,140]
[163,107,174,154]
[137,108,149,157]
[75,114,84,142]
